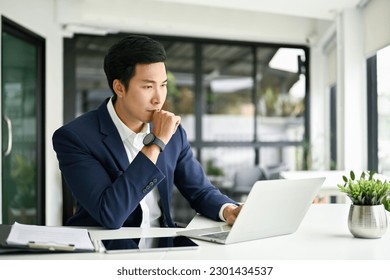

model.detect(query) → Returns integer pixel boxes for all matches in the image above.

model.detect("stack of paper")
[1,222,95,253]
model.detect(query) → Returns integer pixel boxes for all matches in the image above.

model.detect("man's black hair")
[103,35,167,97]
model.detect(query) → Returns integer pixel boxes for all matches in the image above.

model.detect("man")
[53,35,241,229]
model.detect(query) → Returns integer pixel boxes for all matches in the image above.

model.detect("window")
[376,45,390,174]
[161,40,195,141]
[64,34,309,183]
[201,44,254,142]
[367,45,390,174]
[1,17,45,225]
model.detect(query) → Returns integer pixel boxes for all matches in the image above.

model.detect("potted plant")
[338,170,390,238]
[9,155,37,224]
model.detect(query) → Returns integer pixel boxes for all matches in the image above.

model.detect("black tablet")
[100,236,198,253]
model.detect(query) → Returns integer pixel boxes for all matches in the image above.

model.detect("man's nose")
[152,87,164,104]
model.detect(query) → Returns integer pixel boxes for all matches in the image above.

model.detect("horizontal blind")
[364,0,390,56]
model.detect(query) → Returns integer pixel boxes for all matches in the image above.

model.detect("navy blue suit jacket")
[52,98,235,229]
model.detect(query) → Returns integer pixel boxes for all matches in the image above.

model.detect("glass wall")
[64,34,309,224]
[1,18,45,225]
[377,45,390,175]
[201,44,254,142]
[256,47,305,142]
[161,41,195,141]
[65,34,309,186]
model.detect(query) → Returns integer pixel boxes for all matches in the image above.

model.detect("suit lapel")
[98,98,129,171]
[97,99,174,227]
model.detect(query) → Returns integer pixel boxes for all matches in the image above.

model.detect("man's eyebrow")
[141,79,168,83]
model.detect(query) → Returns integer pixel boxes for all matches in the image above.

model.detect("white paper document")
[6,222,95,251]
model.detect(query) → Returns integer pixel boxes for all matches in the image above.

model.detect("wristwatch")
[143,133,165,152]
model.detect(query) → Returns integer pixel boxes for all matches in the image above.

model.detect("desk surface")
[1,204,389,260]
[280,170,390,203]
[280,170,348,189]
[280,170,390,187]
[280,170,349,202]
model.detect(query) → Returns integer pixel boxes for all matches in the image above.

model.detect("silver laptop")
[177,177,325,244]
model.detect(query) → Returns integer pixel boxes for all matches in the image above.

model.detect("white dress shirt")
[107,98,161,228]
[107,97,232,230]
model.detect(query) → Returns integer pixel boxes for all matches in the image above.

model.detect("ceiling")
[71,0,367,105]
[151,0,366,20]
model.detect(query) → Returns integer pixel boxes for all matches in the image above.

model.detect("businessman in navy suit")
[53,35,241,229]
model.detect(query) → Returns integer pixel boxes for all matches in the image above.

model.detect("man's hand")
[223,204,243,225]
[151,109,181,145]
[141,109,181,164]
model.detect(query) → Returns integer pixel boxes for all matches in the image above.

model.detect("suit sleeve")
[173,126,237,221]
[52,127,165,229]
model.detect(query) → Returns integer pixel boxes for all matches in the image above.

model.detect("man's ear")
[113,79,125,98]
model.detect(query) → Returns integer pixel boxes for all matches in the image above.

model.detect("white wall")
[57,0,326,45]
[0,0,64,225]
[311,0,389,172]
[336,8,367,171]
[309,4,366,171]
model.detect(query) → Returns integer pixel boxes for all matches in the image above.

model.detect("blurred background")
[1,0,389,225]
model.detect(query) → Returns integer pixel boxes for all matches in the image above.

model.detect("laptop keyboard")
[201,231,229,240]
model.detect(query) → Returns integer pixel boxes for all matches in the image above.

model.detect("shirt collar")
[106,97,149,143]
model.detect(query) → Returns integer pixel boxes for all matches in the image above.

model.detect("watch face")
[143,133,155,145]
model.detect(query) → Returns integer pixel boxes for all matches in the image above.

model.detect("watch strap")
[152,136,165,152]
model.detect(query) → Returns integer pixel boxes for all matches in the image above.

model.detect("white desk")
[280,170,390,204]
[1,204,389,260]
[280,170,351,203]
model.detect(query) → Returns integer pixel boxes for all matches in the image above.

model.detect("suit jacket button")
[153,178,158,183]
[142,189,147,193]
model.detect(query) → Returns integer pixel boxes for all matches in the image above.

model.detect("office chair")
[62,176,76,225]
[229,166,267,202]
[263,163,289,180]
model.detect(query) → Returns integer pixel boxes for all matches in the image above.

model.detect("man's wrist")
[219,203,237,222]
[143,132,165,152]
[141,145,160,164]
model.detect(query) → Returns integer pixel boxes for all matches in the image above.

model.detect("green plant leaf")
[339,170,390,206]
[369,170,375,180]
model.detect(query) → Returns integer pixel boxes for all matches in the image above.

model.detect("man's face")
[114,62,168,131]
